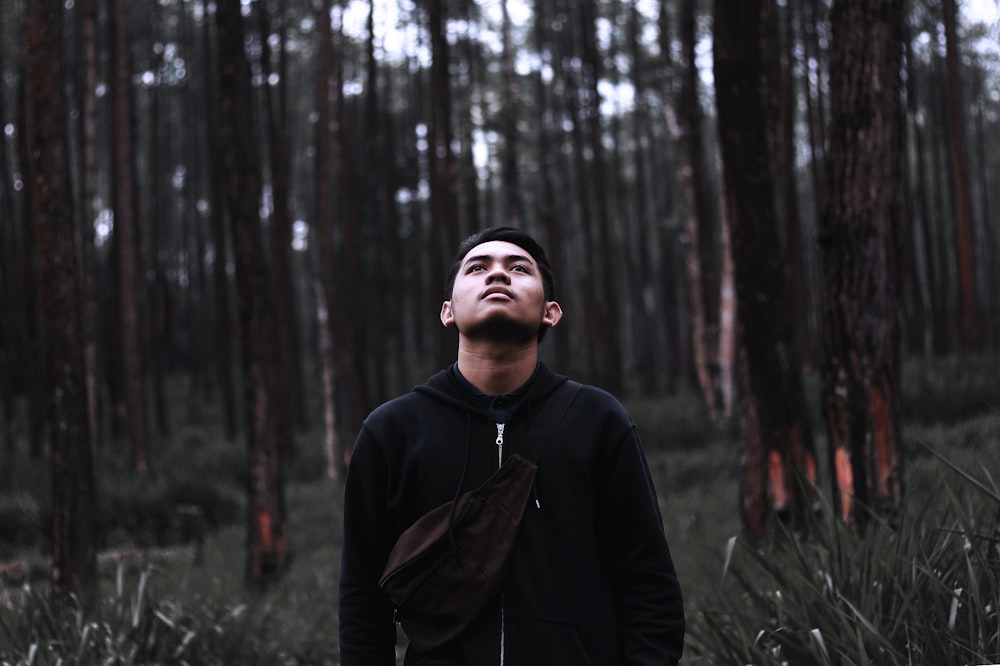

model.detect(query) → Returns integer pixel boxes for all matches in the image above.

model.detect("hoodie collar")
[414,362,568,421]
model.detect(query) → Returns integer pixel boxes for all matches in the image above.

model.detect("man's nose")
[485,264,510,282]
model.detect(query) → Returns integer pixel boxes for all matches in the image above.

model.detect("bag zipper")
[495,422,506,666]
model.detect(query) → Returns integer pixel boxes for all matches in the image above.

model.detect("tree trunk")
[314,0,342,479]
[257,0,299,456]
[111,0,150,472]
[942,0,981,350]
[148,6,171,439]
[821,0,905,527]
[901,29,934,355]
[501,0,523,228]
[78,0,100,455]
[203,0,238,442]
[334,12,371,466]
[671,0,723,418]
[428,0,460,369]
[26,0,98,606]
[215,0,289,586]
[714,0,818,539]
[580,1,624,394]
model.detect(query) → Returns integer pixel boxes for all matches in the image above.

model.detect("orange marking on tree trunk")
[257,508,273,552]
[870,384,892,497]
[834,446,853,522]
[767,449,789,510]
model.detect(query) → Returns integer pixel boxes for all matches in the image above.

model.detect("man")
[339,227,685,665]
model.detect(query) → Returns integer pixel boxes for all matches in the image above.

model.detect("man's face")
[441,240,561,343]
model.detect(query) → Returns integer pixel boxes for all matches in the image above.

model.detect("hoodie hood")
[413,362,570,421]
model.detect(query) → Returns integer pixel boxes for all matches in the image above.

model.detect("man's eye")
[512,265,529,273]
[468,265,485,272]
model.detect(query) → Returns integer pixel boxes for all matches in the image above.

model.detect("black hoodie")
[339,363,685,665]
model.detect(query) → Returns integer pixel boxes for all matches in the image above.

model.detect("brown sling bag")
[378,380,580,652]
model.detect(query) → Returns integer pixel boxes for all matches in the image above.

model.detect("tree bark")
[203,0,238,442]
[26,0,98,606]
[334,11,371,466]
[215,0,289,586]
[111,0,150,472]
[428,0,460,368]
[671,0,724,418]
[821,0,906,527]
[314,0,342,479]
[258,0,301,455]
[714,0,819,539]
[942,0,981,350]
[579,0,624,394]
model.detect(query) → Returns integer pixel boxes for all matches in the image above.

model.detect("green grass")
[0,353,998,664]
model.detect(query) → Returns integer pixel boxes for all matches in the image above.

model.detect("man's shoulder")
[364,370,465,427]
[366,389,433,424]
[556,380,632,425]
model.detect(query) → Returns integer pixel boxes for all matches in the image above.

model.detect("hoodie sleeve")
[597,424,685,665]
[338,425,398,666]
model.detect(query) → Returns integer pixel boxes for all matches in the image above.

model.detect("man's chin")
[460,318,540,344]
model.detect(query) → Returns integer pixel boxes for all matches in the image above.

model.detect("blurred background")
[1,0,999,662]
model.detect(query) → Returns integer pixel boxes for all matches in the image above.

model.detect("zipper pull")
[495,423,505,468]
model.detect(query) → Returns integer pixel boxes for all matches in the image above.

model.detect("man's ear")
[440,301,455,328]
[542,301,563,329]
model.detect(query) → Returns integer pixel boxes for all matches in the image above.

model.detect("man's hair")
[444,226,556,301]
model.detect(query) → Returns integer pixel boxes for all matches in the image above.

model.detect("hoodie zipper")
[495,422,506,666]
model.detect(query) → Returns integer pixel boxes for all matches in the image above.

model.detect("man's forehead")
[462,240,535,264]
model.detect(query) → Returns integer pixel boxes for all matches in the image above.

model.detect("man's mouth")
[481,287,514,299]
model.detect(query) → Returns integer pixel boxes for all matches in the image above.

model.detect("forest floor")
[1,352,998,663]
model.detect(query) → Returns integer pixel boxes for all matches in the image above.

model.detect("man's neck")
[455,340,539,395]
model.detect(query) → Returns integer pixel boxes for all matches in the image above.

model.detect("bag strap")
[517,380,581,463]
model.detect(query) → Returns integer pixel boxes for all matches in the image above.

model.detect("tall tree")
[821,0,905,526]
[579,0,623,394]
[333,5,370,464]
[942,0,981,350]
[500,0,524,228]
[762,0,813,369]
[111,0,150,471]
[258,0,301,454]
[77,0,100,454]
[26,0,97,606]
[314,0,342,478]
[202,0,238,443]
[215,0,289,585]
[670,0,725,418]
[714,0,819,538]
[427,0,460,368]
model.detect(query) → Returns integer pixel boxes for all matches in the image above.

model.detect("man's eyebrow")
[463,253,536,267]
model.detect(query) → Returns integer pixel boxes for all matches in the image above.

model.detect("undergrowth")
[0,353,996,664]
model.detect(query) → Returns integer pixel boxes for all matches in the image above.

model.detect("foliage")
[0,355,998,662]
[0,478,342,665]
[686,422,1000,665]
[0,568,332,665]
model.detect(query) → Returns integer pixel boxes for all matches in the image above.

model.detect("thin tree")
[500,0,524,228]
[579,0,624,394]
[427,0,460,368]
[314,0,341,479]
[215,0,289,585]
[258,0,301,454]
[77,0,100,454]
[942,0,981,350]
[821,0,906,526]
[669,0,725,419]
[26,0,97,606]
[111,0,150,471]
[15,70,47,461]
[333,6,370,464]
[202,0,238,443]
[714,0,819,539]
